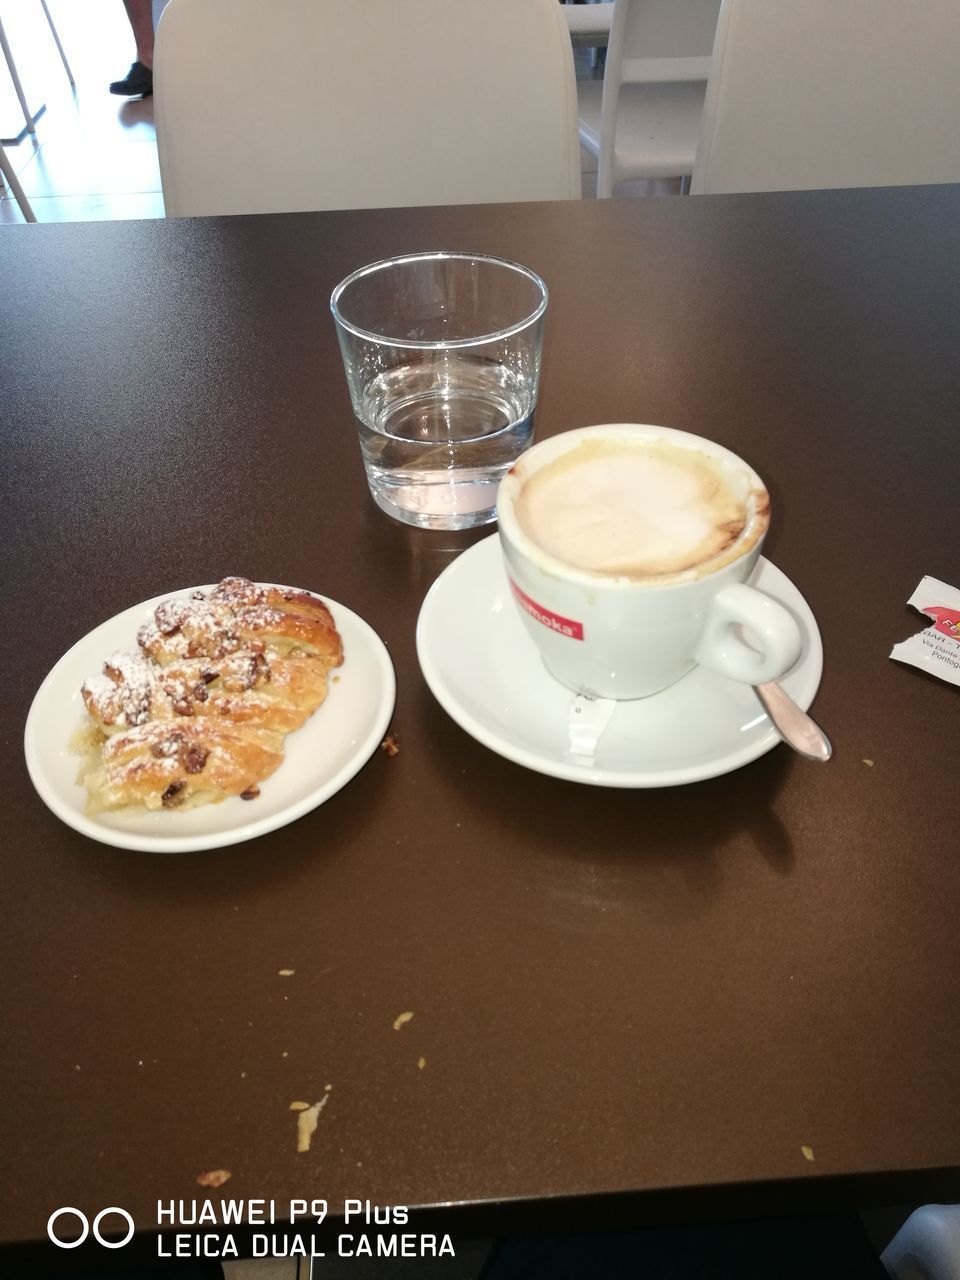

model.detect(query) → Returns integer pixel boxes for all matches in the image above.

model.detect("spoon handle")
[755,682,832,763]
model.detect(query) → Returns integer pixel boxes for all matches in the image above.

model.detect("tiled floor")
[0,0,678,226]
[0,0,165,224]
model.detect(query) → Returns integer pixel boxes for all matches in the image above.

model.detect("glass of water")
[330,252,547,530]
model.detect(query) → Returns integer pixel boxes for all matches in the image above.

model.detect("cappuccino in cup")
[497,425,801,700]
[513,437,766,580]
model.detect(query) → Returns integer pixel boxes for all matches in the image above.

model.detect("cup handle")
[695,584,803,685]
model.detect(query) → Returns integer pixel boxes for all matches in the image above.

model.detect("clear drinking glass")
[331,251,547,530]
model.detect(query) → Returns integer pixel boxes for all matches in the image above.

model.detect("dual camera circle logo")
[47,1207,135,1249]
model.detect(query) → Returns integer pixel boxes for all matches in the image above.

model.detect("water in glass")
[355,353,535,529]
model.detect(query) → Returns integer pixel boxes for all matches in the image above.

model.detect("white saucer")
[416,535,823,787]
[24,585,396,853]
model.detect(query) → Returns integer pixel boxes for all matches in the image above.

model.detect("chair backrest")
[604,0,720,99]
[593,0,720,188]
[692,0,960,194]
[155,0,580,217]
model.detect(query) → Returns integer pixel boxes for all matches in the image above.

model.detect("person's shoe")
[109,61,153,97]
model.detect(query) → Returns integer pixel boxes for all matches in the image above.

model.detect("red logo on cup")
[509,579,584,640]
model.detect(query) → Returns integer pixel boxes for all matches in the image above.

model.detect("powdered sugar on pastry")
[82,649,160,728]
[79,578,343,814]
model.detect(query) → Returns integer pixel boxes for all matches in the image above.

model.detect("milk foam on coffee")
[514,439,752,578]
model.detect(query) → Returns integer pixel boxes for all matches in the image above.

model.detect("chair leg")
[0,18,37,135]
[39,0,76,88]
[596,157,615,199]
[0,142,37,222]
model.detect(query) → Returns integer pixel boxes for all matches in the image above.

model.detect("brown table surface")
[3,186,960,1261]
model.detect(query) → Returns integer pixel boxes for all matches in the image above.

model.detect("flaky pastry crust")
[79,577,343,814]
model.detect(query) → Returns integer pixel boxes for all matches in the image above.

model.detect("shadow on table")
[59,758,392,907]
[479,1214,888,1279]
[422,679,797,923]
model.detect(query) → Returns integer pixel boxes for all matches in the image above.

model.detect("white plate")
[417,535,824,787]
[24,585,396,852]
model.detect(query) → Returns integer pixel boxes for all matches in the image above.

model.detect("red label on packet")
[509,579,584,640]
[924,605,960,639]
[890,576,960,687]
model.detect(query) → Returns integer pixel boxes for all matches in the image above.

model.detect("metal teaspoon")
[755,681,832,762]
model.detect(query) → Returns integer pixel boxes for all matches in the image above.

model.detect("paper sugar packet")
[890,575,960,686]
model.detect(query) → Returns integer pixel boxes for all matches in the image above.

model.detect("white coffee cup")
[496,424,803,700]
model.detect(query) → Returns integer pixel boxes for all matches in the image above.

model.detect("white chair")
[155,0,581,217]
[577,0,721,197]
[881,1205,960,1280]
[691,0,960,195]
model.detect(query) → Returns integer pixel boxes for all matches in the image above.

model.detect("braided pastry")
[84,721,286,814]
[80,578,343,814]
